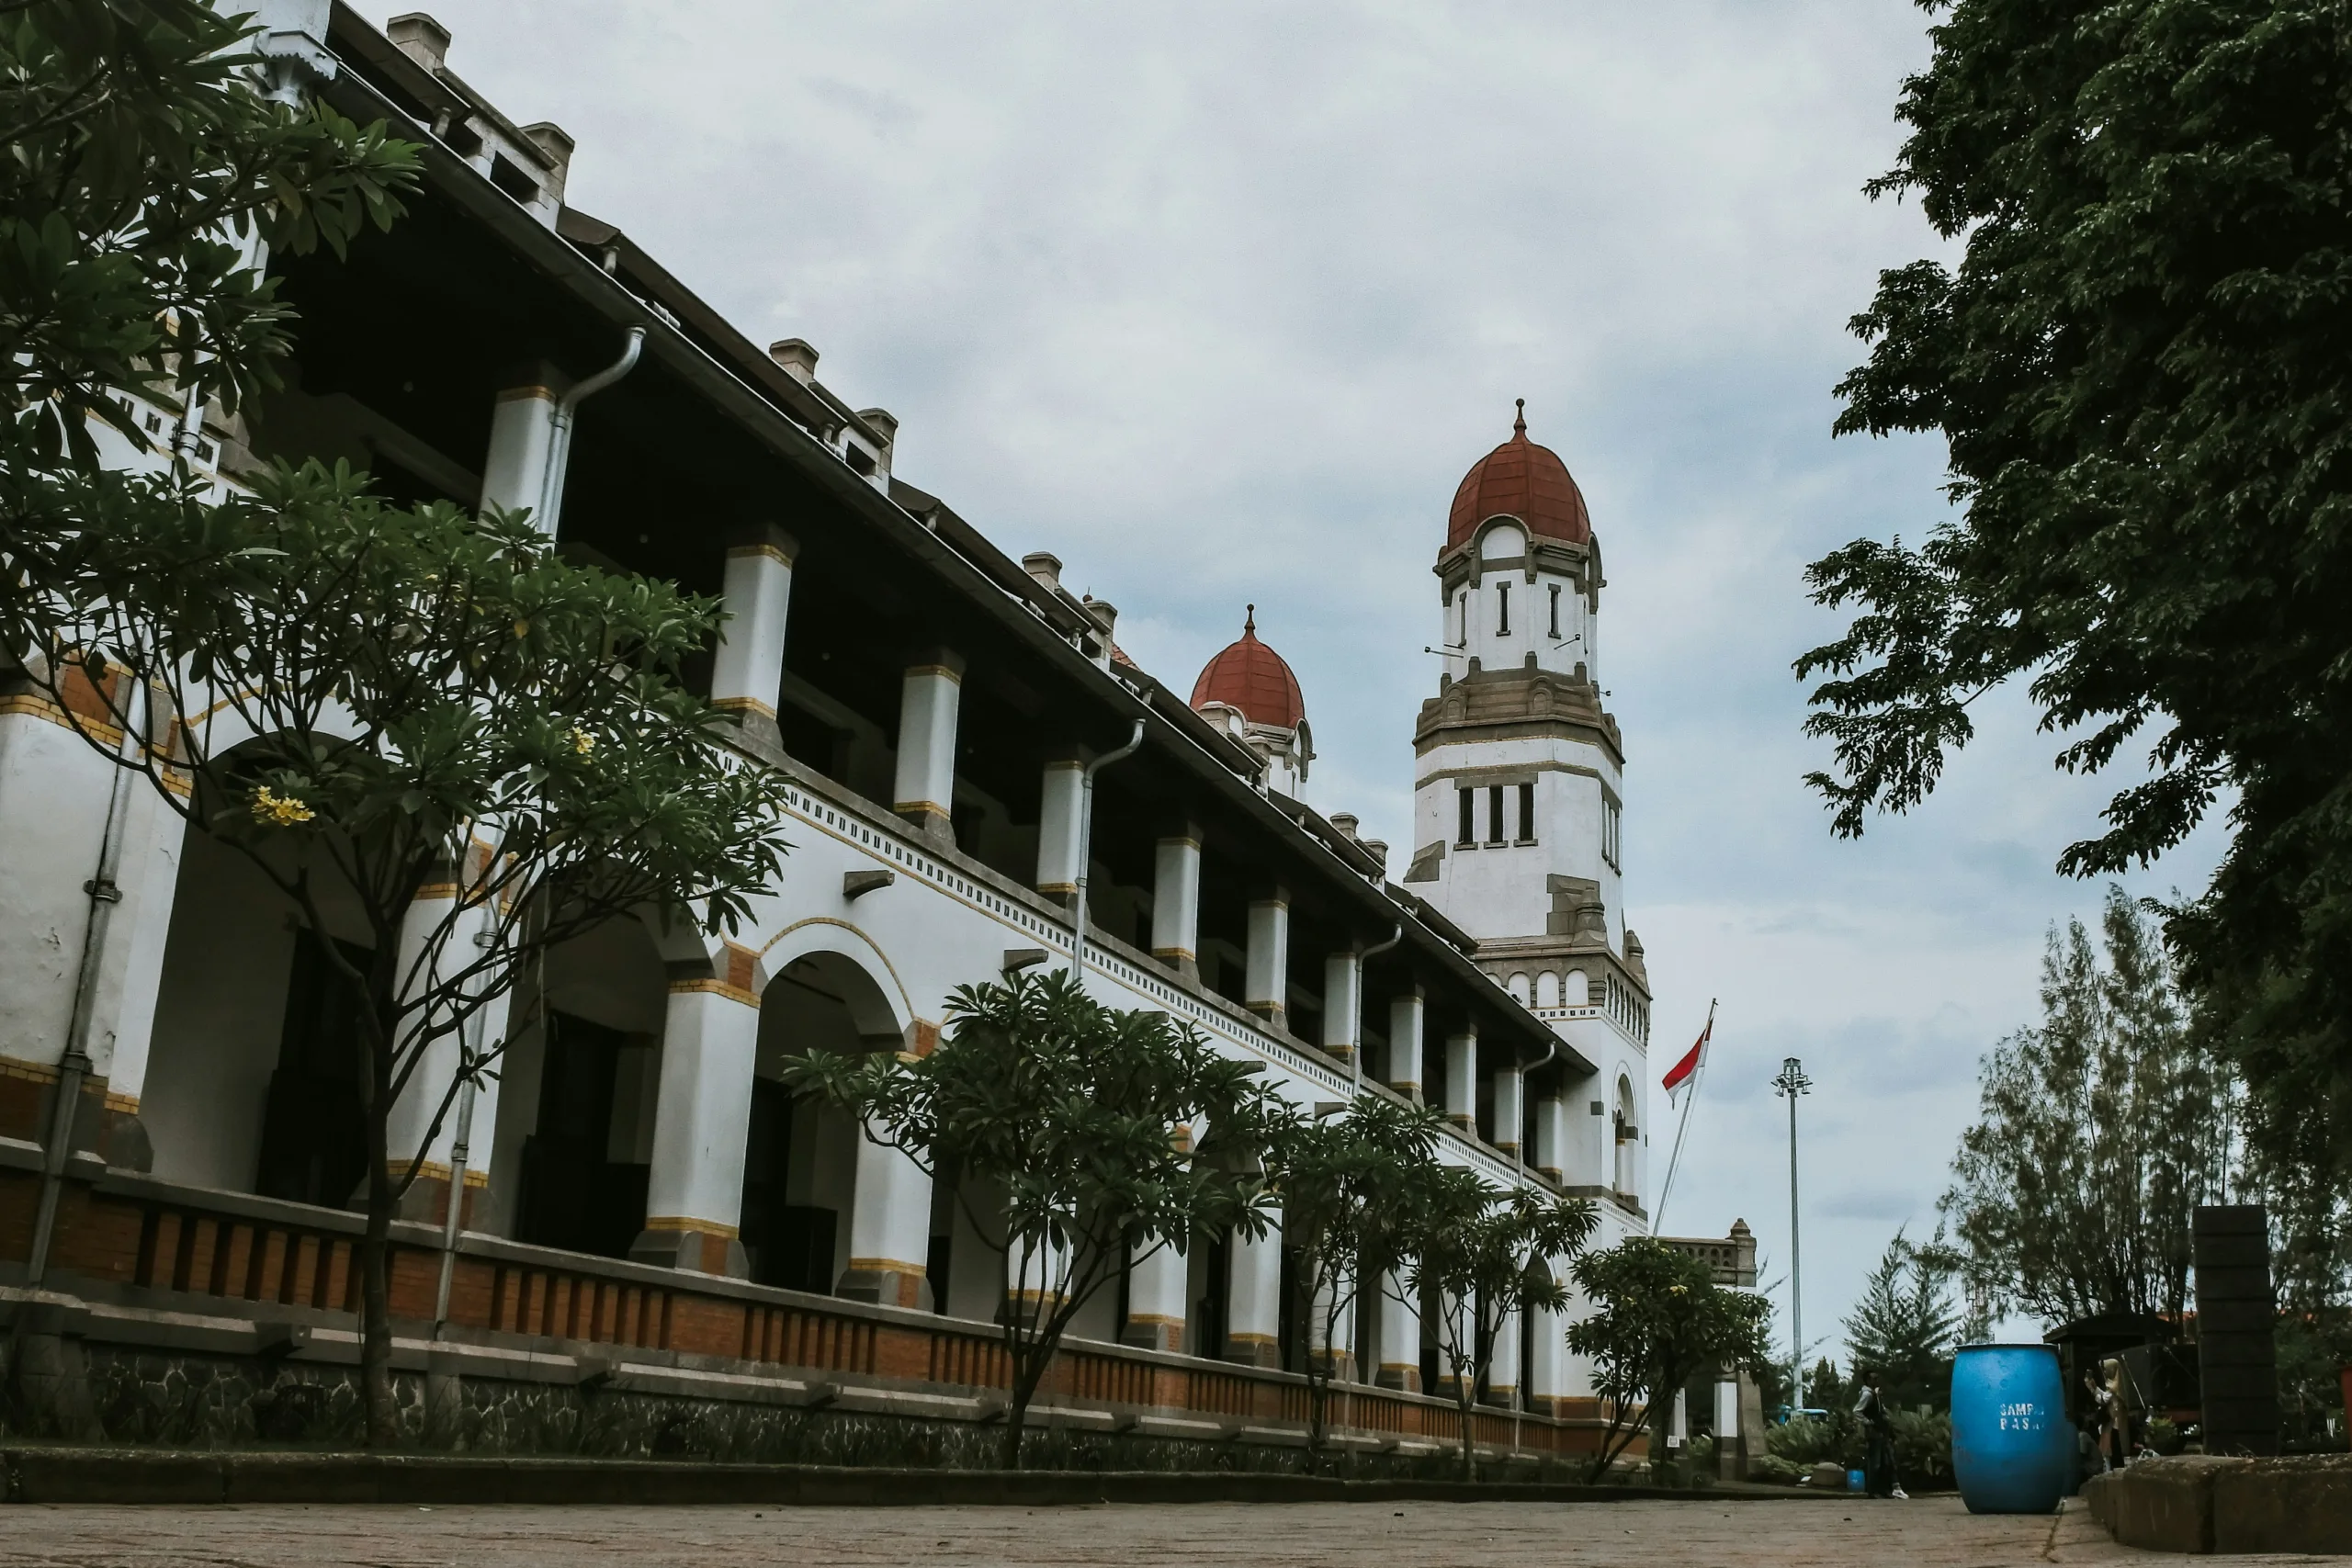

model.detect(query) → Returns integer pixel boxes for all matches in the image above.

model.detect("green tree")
[17,466,794,1444]
[1841,1227,1964,1412]
[1794,0,2352,1188]
[1566,1236,1772,1483]
[2,0,418,637]
[1402,1170,1596,1480]
[1266,1094,1446,1470]
[782,969,1289,1470]
[1940,887,2225,1325]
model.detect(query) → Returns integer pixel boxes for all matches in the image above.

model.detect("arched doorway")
[141,741,372,1202]
[743,945,912,1297]
[486,909,670,1256]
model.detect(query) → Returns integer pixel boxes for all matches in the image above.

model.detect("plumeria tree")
[14,466,793,1444]
[1567,1236,1772,1483]
[1268,1094,1447,1468]
[783,968,1290,1470]
[2,0,419,641]
[1401,1168,1596,1480]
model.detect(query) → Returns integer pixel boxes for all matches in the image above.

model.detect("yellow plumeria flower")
[250,784,315,827]
[571,728,596,757]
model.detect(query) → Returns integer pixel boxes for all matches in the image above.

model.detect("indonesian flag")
[1662,1011,1712,1108]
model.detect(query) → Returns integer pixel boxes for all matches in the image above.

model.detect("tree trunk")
[359,1139,397,1448]
[1306,1364,1329,1473]
[1457,1385,1476,1481]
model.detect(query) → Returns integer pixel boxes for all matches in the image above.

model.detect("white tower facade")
[1401,403,1653,1221]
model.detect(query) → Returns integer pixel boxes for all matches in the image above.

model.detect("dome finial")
[1244,603,1256,634]
[1513,397,1527,436]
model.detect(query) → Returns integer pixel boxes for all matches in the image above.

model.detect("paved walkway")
[4,1494,2346,1565]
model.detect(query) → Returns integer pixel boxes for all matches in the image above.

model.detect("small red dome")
[1190,607,1305,730]
[1446,400,1590,551]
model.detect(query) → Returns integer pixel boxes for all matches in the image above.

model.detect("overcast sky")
[362,1,2228,1365]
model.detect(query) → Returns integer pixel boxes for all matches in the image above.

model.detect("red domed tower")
[1407,401,1651,1216]
[1191,605,1312,795]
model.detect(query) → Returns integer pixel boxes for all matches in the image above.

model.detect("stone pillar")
[94,791,187,1152]
[1532,1090,1568,1182]
[1528,1262,1569,1415]
[1443,1027,1477,1131]
[1122,1238,1189,1354]
[1492,1058,1523,1156]
[891,648,964,841]
[1035,754,1083,904]
[1320,949,1360,1066]
[1386,987,1425,1101]
[1309,1268,1355,1382]
[708,524,797,746]
[480,372,561,521]
[1224,1211,1283,1368]
[1434,1285,1476,1400]
[1713,1376,1742,1480]
[838,1125,934,1309]
[634,973,759,1276]
[1244,887,1289,1032]
[1150,823,1203,979]
[382,881,511,1226]
[1487,1299,1521,1408]
[1375,1268,1421,1391]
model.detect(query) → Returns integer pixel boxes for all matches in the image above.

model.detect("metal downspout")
[537,326,646,533]
[1069,720,1146,987]
[28,682,149,1286]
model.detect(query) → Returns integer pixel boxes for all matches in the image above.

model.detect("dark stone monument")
[2192,1204,2278,1456]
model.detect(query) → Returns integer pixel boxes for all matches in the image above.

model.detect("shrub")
[1766,1412,1861,1471]
[1747,1453,1804,1485]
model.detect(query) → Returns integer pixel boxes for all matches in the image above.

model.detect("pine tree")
[1842,1228,1963,1411]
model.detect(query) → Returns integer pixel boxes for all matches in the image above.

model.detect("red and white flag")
[1662,1011,1713,1108]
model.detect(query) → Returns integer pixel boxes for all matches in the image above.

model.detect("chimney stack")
[387,12,451,73]
[768,338,820,385]
[1022,552,1063,593]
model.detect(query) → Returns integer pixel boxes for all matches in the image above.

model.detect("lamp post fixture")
[1770,1055,1812,1412]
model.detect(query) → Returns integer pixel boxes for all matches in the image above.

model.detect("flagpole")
[1651,998,1714,1234]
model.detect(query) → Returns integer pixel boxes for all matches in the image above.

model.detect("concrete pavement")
[3,1494,2344,1565]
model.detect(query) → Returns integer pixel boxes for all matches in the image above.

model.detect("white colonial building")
[0,1,1710,1470]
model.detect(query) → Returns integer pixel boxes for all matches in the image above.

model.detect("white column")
[1488,1299,1521,1407]
[1308,1266,1355,1382]
[1244,889,1289,1032]
[1006,1226,1070,1320]
[1320,949,1361,1066]
[95,791,187,1122]
[1532,1090,1568,1182]
[1529,1258,1569,1415]
[480,378,560,521]
[635,978,760,1276]
[1035,755,1083,902]
[1386,987,1424,1100]
[1225,1210,1283,1368]
[1714,1376,1741,1473]
[1437,1285,1476,1398]
[839,1127,934,1309]
[709,524,797,738]
[1123,1238,1189,1353]
[1443,1027,1477,1130]
[1150,825,1203,979]
[382,883,511,1226]
[1492,1059,1523,1156]
[1375,1268,1421,1391]
[891,648,964,841]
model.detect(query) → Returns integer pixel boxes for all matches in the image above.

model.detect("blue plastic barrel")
[1951,1343,2073,1514]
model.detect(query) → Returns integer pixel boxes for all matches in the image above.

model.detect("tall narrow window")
[1457,785,1475,848]
[1487,784,1505,845]
[1548,584,1561,638]
[1601,795,1623,871]
[1516,782,1536,844]
[1457,589,1468,646]
[1496,581,1510,636]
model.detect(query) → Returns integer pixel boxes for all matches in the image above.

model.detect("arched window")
[1534,971,1560,1009]
[1507,972,1532,1005]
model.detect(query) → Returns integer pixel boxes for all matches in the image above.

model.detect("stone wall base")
[2085,1455,2352,1556]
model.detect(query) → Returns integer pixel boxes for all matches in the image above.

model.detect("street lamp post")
[1771,1055,1812,1412]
